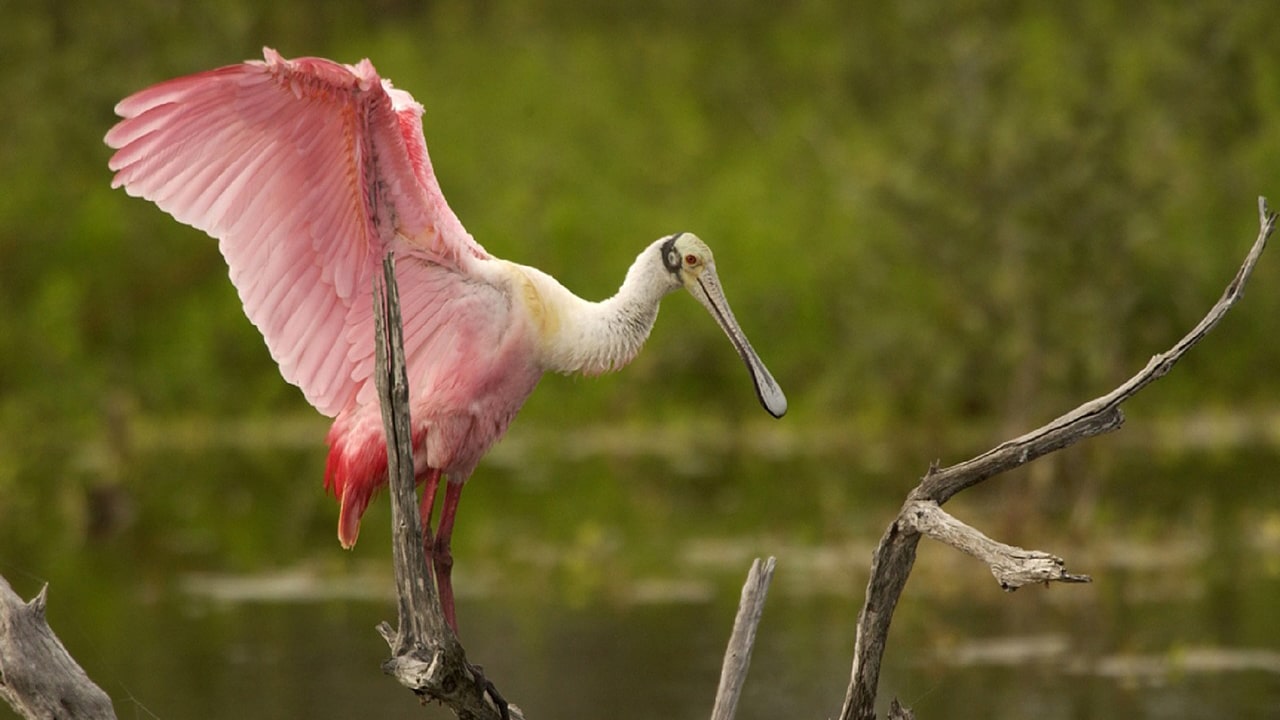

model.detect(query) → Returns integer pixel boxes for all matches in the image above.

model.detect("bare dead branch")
[0,576,116,720]
[840,197,1276,720]
[710,557,776,720]
[373,253,521,720]
[373,254,442,651]
[918,198,1275,504]
[901,501,1091,589]
[840,522,919,720]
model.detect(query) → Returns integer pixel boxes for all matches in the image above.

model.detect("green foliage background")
[2,1,1279,561]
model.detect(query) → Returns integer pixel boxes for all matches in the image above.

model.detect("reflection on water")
[2,435,1280,719]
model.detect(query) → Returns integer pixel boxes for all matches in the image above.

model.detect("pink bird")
[105,48,786,631]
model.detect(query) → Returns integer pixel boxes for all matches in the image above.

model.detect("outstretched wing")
[106,48,493,417]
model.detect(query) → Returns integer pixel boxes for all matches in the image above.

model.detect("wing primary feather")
[106,48,499,419]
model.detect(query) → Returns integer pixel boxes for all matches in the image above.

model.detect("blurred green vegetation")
[2,1,1280,564]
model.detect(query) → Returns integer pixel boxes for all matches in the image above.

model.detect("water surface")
[3,430,1279,719]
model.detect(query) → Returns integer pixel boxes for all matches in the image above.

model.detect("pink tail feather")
[324,425,389,548]
[324,421,430,548]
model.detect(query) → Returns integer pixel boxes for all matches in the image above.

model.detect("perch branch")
[372,253,520,720]
[0,576,116,720]
[840,198,1275,720]
[710,556,776,720]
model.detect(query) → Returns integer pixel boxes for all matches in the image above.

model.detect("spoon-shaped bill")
[687,267,788,418]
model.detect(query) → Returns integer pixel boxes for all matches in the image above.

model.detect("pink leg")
[418,469,443,576]
[434,480,464,634]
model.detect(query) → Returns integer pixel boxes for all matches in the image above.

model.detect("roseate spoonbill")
[105,48,786,631]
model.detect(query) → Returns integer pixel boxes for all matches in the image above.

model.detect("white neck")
[527,242,679,376]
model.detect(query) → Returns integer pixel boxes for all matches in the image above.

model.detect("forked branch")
[840,198,1276,720]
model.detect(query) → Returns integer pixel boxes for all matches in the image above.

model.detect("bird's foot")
[467,661,510,720]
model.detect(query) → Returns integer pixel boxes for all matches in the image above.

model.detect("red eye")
[684,254,698,266]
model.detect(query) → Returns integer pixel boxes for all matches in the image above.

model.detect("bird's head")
[657,233,788,418]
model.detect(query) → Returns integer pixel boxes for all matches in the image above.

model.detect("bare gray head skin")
[659,232,788,418]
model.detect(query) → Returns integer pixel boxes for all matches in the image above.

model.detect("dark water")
[3,432,1280,719]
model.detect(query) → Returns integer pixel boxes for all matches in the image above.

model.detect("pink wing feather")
[106,48,493,418]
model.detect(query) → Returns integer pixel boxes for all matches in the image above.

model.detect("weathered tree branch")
[901,501,1091,589]
[372,253,521,720]
[710,556,776,720]
[0,576,116,720]
[840,197,1276,720]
